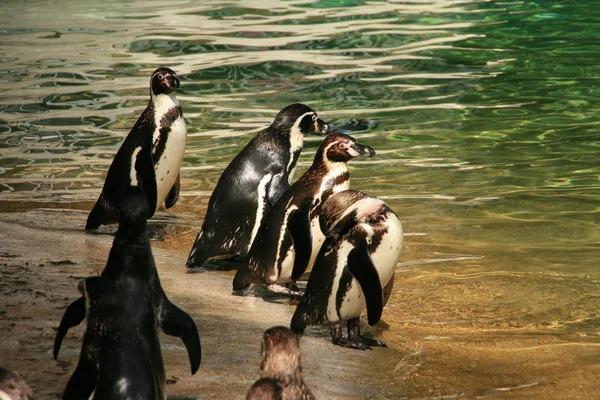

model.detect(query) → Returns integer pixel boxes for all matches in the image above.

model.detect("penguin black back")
[186,103,329,269]
[55,186,202,375]
[62,276,165,400]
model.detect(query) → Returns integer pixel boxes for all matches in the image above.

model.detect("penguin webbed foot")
[361,336,387,348]
[266,283,304,299]
[332,337,373,351]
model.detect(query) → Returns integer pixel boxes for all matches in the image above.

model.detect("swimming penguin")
[0,368,34,400]
[55,186,201,375]
[290,190,403,350]
[62,276,165,400]
[185,103,329,270]
[86,67,187,230]
[233,133,375,295]
[246,326,315,400]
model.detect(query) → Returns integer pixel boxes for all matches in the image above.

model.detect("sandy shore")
[0,204,598,399]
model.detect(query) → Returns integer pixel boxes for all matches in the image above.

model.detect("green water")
[1,0,599,398]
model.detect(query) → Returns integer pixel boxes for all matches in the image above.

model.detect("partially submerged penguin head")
[245,378,282,400]
[150,67,180,96]
[0,367,34,400]
[271,103,330,136]
[317,132,376,164]
[117,186,149,239]
[260,326,302,379]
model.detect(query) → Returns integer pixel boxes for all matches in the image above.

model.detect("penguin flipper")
[288,206,312,281]
[135,146,158,218]
[266,172,290,206]
[53,296,86,359]
[158,296,201,375]
[63,340,98,400]
[165,173,180,209]
[347,239,384,326]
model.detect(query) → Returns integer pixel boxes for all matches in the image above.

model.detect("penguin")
[290,190,403,350]
[55,186,201,375]
[246,326,315,400]
[62,276,165,400]
[233,133,375,295]
[86,67,187,230]
[0,368,34,400]
[185,103,329,270]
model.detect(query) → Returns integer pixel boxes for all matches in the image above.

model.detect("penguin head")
[318,133,376,164]
[271,103,330,136]
[260,326,301,378]
[150,67,180,96]
[117,186,149,239]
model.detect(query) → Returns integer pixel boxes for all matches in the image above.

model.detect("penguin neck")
[151,92,180,113]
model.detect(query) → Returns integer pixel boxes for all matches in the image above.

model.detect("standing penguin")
[233,133,375,295]
[55,186,201,375]
[62,276,165,400]
[246,326,315,400]
[86,67,187,230]
[290,190,403,350]
[185,104,329,270]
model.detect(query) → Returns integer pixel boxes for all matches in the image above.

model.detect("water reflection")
[1,0,599,398]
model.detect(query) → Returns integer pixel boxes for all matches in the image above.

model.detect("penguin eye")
[157,74,164,80]
[312,114,317,122]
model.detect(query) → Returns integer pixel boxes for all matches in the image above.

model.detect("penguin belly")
[153,117,187,212]
[368,215,404,287]
[327,217,403,322]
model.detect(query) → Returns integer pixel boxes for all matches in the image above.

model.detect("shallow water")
[1,0,599,399]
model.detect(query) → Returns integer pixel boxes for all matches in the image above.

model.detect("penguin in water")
[290,190,403,350]
[55,186,201,375]
[233,133,375,295]
[185,104,329,270]
[62,276,165,400]
[0,368,34,400]
[86,67,187,230]
[246,326,315,400]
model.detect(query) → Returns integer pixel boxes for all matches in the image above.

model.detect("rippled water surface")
[1,0,599,398]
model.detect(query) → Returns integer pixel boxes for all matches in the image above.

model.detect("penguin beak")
[314,118,330,135]
[351,143,376,157]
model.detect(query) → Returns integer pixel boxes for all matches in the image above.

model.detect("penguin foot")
[361,337,387,348]
[266,284,304,299]
[332,337,372,351]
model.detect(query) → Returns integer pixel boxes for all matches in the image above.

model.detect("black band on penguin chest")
[151,105,181,163]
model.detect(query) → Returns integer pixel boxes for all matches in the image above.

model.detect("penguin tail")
[232,265,253,291]
[85,197,114,231]
[185,244,208,270]
[290,302,310,335]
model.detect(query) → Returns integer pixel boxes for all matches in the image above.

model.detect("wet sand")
[0,204,598,399]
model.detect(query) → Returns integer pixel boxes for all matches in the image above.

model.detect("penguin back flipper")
[164,173,180,209]
[135,147,158,218]
[288,206,312,281]
[62,338,98,400]
[53,296,86,359]
[347,238,384,326]
[158,297,201,375]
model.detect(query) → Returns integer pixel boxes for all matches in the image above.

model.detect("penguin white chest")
[327,218,404,322]
[152,95,187,212]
